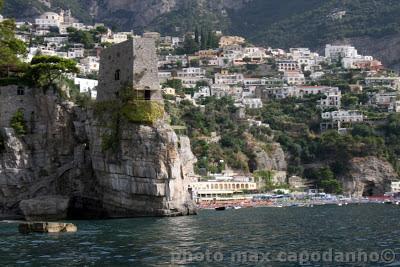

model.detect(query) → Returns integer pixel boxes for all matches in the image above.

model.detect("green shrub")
[10,109,27,135]
[121,100,164,125]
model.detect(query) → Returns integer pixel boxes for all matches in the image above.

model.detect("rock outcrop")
[18,222,77,234]
[341,156,399,197]
[87,120,197,217]
[245,134,287,172]
[0,91,197,220]
[19,196,70,221]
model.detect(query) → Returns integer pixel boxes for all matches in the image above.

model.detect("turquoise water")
[1,204,400,266]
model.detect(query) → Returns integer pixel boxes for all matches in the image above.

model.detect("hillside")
[3,0,400,67]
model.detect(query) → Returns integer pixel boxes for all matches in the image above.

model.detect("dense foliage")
[27,55,79,90]
[10,108,27,135]
[0,18,27,73]
[229,0,400,49]
[165,97,254,173]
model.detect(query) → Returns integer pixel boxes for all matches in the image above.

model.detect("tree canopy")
[0,19,27,71]
[28,55,79,89]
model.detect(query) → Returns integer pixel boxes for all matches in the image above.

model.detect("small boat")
[338,203,343,206]
[234,206,242,210]
[215,207,226,211]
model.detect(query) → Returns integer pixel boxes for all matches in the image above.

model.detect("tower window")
[144,90,151,100]
[115,69,120,81]
[17,87,25,96]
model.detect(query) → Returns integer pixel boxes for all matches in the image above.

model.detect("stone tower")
[97,37,162,101]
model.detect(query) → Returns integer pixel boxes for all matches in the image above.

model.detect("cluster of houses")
[4,9,400,131]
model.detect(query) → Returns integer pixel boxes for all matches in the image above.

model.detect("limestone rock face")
[19,196,70,221]
[247,140,287,172]
[253,142,287,171]
[0,92,197,219]
[88,120,197,217]
[341,156,399,197]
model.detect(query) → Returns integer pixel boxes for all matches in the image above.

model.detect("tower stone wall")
[97,38,161,101]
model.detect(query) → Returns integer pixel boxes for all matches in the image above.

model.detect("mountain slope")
[3,0,400,67]
[230,0,400,49]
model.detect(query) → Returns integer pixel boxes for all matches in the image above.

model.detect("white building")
[101,32,134,44]
[283,71,305,85]
[193,86,211,100]
[158,71,172,83]
[391,181,400,193]
[277,60,299,72]
[371,92,399,108]
[325,44,359,61]
[318,87,342,109]
[242,98,263,109]
[74,77,98,99]
[35,12,62,28]
[35,10,77,33]
[322,110,364,123]
[158,55,188,68]
[290,48,312,59]
[239,47,268,64]
[211,84,242,98]
[176,67,207,88]
[44,36,68,44]
[190,180,257,201]
[215,71,244,86]
[310,71,325,81]
[365,77,400,90]
[79,56,100,74]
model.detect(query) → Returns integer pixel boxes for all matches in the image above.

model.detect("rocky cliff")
[0,91,197,219]
[341,156,398,197]
[244,133,287,173]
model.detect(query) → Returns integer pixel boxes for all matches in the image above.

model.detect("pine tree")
[194,26,200,45]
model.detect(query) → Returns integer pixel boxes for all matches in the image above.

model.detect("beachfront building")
[391,181,400,193]
[190,180,257,201]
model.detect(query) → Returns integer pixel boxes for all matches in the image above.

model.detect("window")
[17,87,25,96]
[144,90,151,100]
[115,69,120,81]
